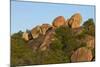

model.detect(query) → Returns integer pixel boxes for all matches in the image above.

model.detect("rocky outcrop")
[22,13,94,53]
[71,47,93,62]
[15,13,95,65]
[30,24,52,39]
[52,13,82,29]
[22,13,83,41]
[39,29,55,51]
[27,28,55,52]
[68,13,82,28]
[52,16,66,28]
[28,35,45,52]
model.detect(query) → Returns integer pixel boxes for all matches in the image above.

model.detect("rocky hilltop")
[22,13,82,51]
[22,13,82,41]
[11,13,95,65]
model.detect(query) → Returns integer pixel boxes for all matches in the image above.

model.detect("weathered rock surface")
[40,24,52,35]
[68,13,82,28]
[28,34,45,52]
[22,32,29,41]
[27,28,55,52]
[39,29,55,51]
[52,16,66,28]
[22,13,94,53]
[71,47,93,62]
[31,26,42,39]
[30,24,52,39]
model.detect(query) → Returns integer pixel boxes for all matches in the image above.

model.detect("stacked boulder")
[22,24,52,40]
[52,16,66,28]
[22,12,94,60]
[22,13,82,41]
[52,13,82,29]
[22,23,54,51]
[68,13,82,28]
[31,26,42,39]
[22,13,83,52]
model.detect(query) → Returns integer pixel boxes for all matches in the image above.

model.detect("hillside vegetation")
[11,13,95,66]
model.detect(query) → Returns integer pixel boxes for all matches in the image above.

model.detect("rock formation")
[39,29,55,51]
[68,13,82,28]
[71,47,93,62]
[40,24,52,35]
[52,16,66,28]
[30,24,52,39]
[22,13,83,41]
[31,25,42,39]
[28,35,45,52]
[22,13,94,54]
[13,13,95,65]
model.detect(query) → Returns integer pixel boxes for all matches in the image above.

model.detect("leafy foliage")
[11,30,70,66]
[11,31,37,66]
[52,26,86,58]
[83,18,95,36]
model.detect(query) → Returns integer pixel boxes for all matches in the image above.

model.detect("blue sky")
[11,1,95,34]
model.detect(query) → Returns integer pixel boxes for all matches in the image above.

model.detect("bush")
[52,25,93,57]
[11,31,36,66]
[83,18,95,36]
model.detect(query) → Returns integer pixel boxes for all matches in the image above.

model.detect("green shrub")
[83,18,95,36]
[11,31,36,66]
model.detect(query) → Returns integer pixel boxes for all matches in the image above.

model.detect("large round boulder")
[68,13,82,28]
[71,47,93,62]
[52,16,66,28]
